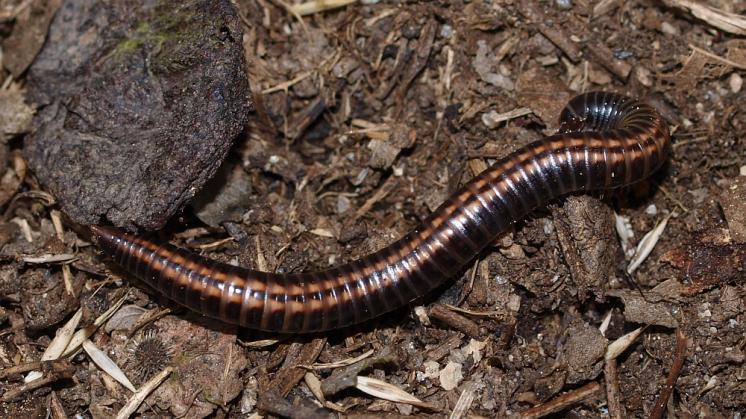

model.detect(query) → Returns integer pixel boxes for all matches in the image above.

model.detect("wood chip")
[268,338,327,398]
[662,0,746,35]
[304,372,326,403]
[428,304,481,339]
[438,361,463,391]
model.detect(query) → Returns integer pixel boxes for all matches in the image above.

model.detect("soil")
[1,0,745,418]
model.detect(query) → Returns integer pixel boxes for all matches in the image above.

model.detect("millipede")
[91,91,670,333]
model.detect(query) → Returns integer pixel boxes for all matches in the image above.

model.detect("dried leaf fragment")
[627,214,671,274]
[83,339,136,392]
[288,0,357,16]
[355,376,435,410]
[24,309,82,383]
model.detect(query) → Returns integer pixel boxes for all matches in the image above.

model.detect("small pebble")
[613,49,634,60]
[382,44,399,60]
[645,204,658,216]
[740,165,746,176]
[555,0,572,10]
[635,66,653,87]
[440,24,453,39]
[439,361,463,391]
[729,72,743,93]
[402,23,421,40]
[336,195,351,214]
[537,54,559,66]
[507,295,521,312]
[660,22,679,35]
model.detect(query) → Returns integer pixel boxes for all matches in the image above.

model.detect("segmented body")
[91,92,670,333]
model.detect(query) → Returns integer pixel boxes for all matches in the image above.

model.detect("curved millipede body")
[91,92,670,333]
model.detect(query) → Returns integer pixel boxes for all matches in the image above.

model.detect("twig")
[428,304,481,339]
[49,391,67,419]
[115,367,173,419]
[0,359,70,380]
[518,1,581,63]
[352,175,398,221]
[261,71,312,94]
[585,39,631,80]
[649,330,689,419]
[604,358,624,419]
[1,361,74,402]
[519,381,602,419]
[127,308,172,338]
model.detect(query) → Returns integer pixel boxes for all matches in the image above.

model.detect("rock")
[192,161,253,227]
[24,0,252,230]
[438,361,463,391]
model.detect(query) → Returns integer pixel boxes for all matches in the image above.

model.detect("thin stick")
[604,358,624,419]
[1,361,74,402]
[649,330,689,419]
[0,359,69,380]
[519,381,602,419]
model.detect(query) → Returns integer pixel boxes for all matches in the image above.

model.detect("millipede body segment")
[91,92,670,333]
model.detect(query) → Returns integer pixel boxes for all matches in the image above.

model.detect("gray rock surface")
[24,0,252,230]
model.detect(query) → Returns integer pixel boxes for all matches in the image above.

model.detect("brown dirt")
[1,0,745,418]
